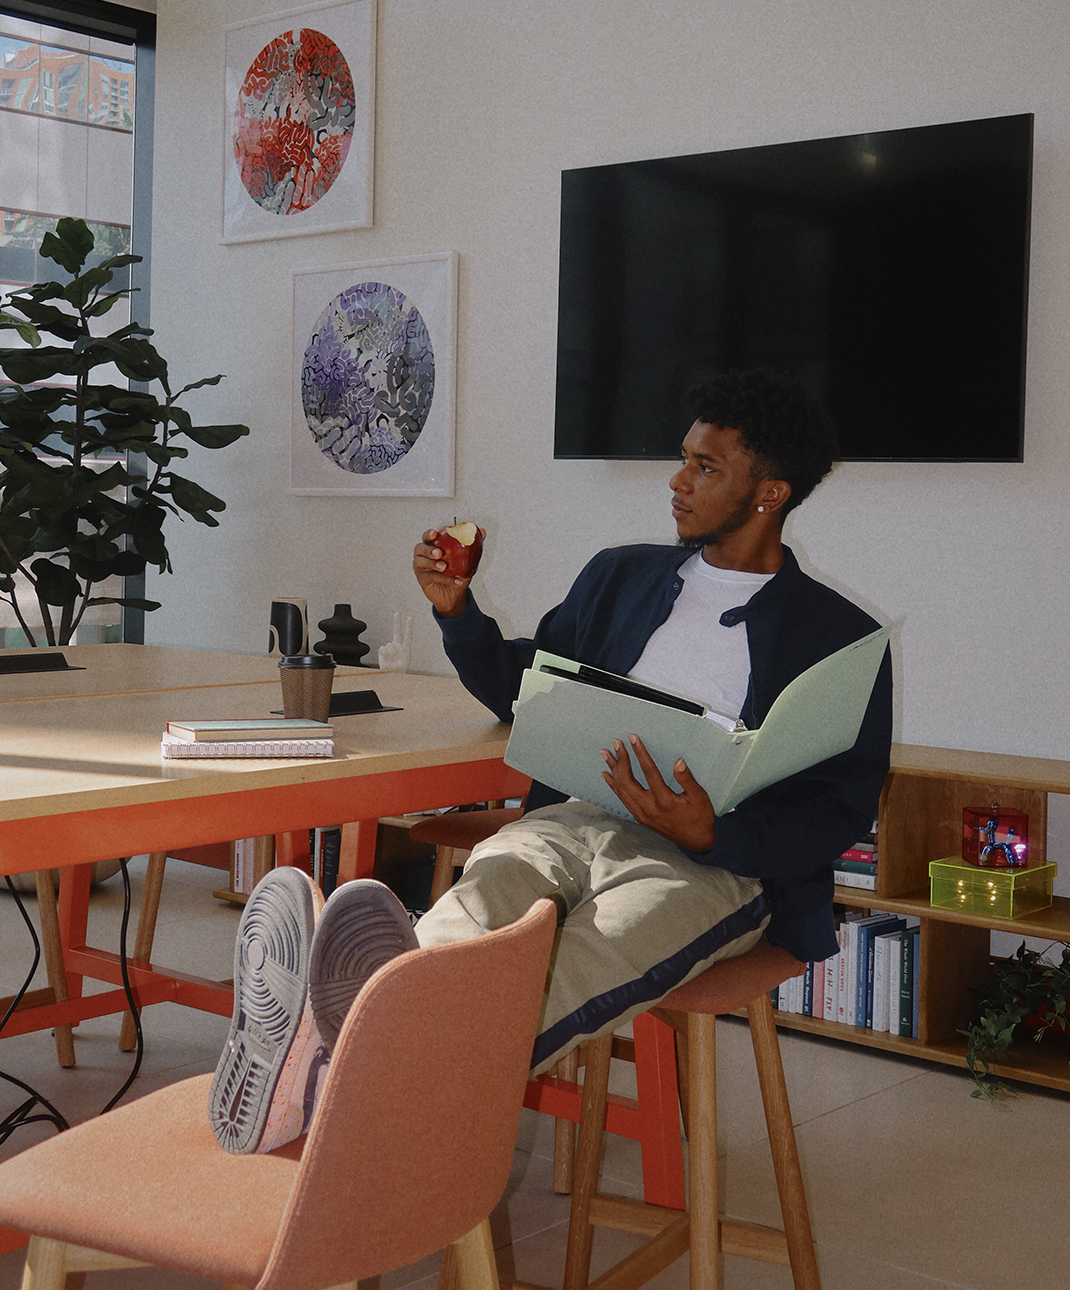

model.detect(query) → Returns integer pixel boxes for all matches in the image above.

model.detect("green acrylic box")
[929,856,1057,920]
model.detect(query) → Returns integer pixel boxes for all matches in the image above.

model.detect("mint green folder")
[503,625,890,818]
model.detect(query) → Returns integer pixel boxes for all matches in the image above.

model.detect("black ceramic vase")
[314,603,370,667]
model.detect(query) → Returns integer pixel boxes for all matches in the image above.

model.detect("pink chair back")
[257,898,557,1290]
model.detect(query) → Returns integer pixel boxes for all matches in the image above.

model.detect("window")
[0,0,155,644]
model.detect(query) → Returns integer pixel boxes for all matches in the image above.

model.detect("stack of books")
[161,718,334,759]
[772,910,922,1039]
[834,830,878,890]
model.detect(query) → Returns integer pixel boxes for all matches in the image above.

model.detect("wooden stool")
[562,940,821,1290]
[409,804,525,905]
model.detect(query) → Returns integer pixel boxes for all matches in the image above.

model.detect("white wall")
[147,0,1070,776]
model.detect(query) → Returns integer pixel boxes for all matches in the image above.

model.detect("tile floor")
[0,856,1066,1289]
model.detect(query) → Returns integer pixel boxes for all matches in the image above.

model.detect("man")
[409,367,891,1072]
[208,368,891,1153]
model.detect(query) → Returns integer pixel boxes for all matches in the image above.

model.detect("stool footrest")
[583,1214,690,1290]
[720,1218,792,1266]
[587,1195,680,1238]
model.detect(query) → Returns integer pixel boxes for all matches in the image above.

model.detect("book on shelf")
[801,961,814,1015]
[824,935,840,1021]
[231,837,261,896]
[843,921,859,1025]
[911,926,921,1039]
[898,929,915,1038]
[166,718,333,742]
[836,854,878,874]
[232,839,246,896]
[504,626,890,818]
[310,826,342,896]
[161,733,333,759]
[872,926,906,1034]
[831,933,846,1021]
[860,917,906,1028]
[839,849,878,867]
[834,867,877,890]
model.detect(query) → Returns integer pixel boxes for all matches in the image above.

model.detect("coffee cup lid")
[279,653,335,669]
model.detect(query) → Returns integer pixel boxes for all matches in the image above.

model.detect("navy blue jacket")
[437,544,892,963]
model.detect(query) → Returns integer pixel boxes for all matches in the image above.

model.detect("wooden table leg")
[34,869,76,1068]
[339,819,378,883]
[119,853,167,1051]
[252,835,275,886]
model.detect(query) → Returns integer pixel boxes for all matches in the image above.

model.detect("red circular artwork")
[233,28,355,215]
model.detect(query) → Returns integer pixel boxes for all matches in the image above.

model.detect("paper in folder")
[503,625,890,818]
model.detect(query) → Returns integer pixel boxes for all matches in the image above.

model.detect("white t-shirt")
[627,552,772,722]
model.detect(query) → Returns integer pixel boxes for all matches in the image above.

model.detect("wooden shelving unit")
[766,742,1070,1094]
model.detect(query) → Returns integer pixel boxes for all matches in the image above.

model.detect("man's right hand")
[413,527,485,618]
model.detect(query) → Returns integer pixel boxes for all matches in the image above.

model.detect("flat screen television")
[554,113,1033,462]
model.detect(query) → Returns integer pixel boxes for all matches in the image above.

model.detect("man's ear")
[757,480,792,515]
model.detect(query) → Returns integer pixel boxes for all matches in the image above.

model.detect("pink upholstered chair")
[562,938,822,1290]
[0,899,557,1290]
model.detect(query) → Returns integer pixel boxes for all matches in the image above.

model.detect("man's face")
[670,420,765,549]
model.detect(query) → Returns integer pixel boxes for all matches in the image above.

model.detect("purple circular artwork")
[233,28,355,215]
[302,282,436,475]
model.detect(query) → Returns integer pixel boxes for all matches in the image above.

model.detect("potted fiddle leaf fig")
[0,217,249,646]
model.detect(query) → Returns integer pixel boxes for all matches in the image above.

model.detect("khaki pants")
[415,802,769,1072]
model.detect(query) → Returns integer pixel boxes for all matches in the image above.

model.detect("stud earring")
[757,505,766,513]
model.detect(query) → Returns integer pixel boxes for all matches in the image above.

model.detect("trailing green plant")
[0,217,249,645]
[960,940,1070,1101]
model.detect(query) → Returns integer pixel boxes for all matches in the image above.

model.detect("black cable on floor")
[0,857,149,1143]
[0,876,71,1144]
[98,856,144,1113]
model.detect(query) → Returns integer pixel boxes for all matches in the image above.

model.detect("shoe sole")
[209,867,319,1154]
[308,879,418,1052]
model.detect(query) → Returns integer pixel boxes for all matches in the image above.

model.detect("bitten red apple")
[435,521,484,578]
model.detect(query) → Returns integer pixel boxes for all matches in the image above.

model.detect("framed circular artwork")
[233,28,355,216]
[223,2,376,243]
[301,282,435,475]
[291,253,457,496]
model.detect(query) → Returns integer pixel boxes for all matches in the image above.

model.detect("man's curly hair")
[684,369,838,517]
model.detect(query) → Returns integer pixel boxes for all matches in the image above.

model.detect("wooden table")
[0,665,529,1041]
[0,642,369,702]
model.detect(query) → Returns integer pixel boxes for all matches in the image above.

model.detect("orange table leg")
[275,829,312,872]
[0,1225,27,1255]
[56,863,93,1007]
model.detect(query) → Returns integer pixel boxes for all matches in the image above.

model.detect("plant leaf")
[29,558,81,606]
[162,473,226,525]
[40,218,95,275]
[180,423,250,449]
[0,313,41,347]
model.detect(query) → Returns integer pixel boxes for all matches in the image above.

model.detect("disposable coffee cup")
[279,653,335,724]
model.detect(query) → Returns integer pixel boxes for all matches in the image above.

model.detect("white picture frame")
[291,252,457,496]
[222,0,376,244]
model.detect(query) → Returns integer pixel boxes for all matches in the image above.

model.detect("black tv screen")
[554,113,1033,462]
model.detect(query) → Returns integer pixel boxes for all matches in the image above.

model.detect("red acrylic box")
[962,804,1029,868]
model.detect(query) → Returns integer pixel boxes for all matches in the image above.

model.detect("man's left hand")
[601,734,716,852]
